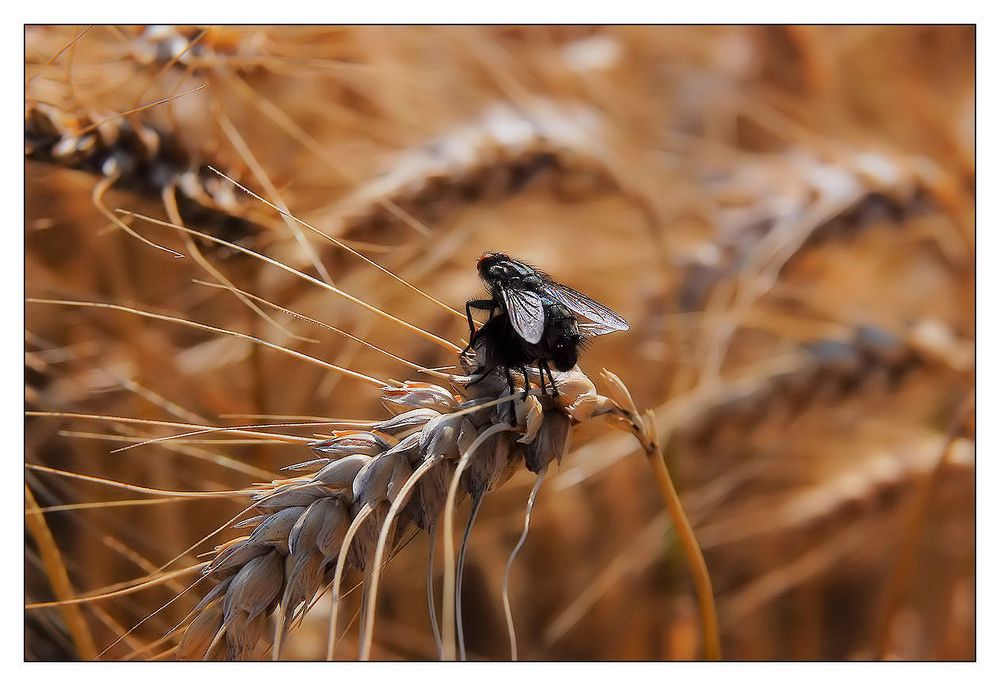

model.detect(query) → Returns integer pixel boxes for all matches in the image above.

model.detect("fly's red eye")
[477,252,493,269]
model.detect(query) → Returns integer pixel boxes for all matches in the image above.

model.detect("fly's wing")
[545,283,629,336]
[579,322,619,337]
[499,286,545,344]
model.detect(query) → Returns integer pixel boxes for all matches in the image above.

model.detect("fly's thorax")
[479,253,545,291]
[521,273,545,291]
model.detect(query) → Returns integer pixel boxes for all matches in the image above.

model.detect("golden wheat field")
[24,25,975,662]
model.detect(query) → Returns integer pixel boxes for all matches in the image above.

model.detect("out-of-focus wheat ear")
[501,465,548,661]
[677,322,969,449]
[25,100,260,256]
[129,26,271,77]
[694,431,974,552]
[678,148,967,311]
[328,99,647,237]
[126,26,210,104]
[691,148,966,383]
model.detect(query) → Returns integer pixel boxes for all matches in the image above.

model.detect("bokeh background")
[25,25,974,660]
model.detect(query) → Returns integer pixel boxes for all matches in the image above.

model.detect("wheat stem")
[25,485,98,659]
[875,398,973,657]
[502,466,547,660]
[441,423,512,660]
[455,492,485,661]
[326,502,375,660]
[641,411,721,661]
[359,457,442,660]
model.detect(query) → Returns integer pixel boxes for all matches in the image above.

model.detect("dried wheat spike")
[678,321,968,448]
[698,432,974,551]
[330,99,638,236]
[129,25,266,74]
[25,102,257,248]
[176,353,634,660]
[679,148,954,309]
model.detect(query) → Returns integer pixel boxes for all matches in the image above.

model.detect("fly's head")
[477,251,514,285]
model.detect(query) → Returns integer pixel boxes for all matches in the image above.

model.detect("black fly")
[464,252,629,405]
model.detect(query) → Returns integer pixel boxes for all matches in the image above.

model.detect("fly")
[464,252,629,403]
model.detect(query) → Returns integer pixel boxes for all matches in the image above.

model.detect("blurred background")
[25,25,974,661]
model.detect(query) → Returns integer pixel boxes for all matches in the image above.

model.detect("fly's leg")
[463,299,496,355]
[518,365,532,401]
[467,366,489,388]
[503,367,518,426]
[535,364,548,397]
[539,359,559,398]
